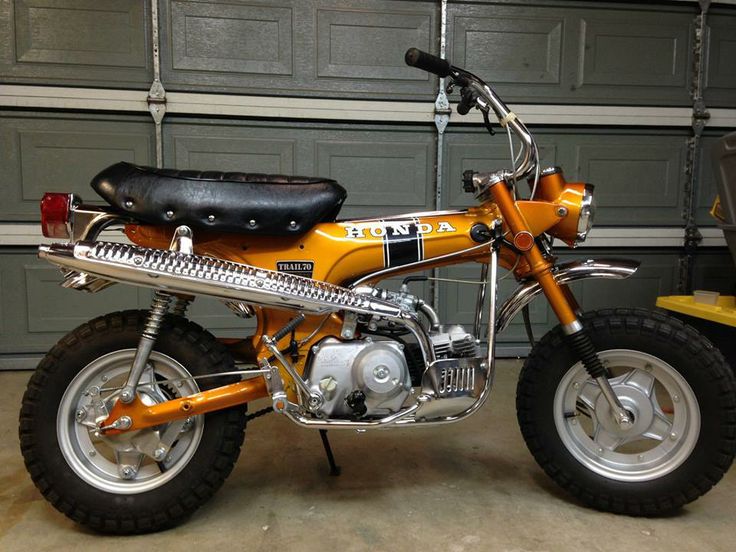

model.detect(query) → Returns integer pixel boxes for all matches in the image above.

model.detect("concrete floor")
[0,359,734,551]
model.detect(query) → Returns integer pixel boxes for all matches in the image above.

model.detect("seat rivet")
[208,214,215,222]
[166,210,174,219]
[289,220,297,228]
[249,219,256,227]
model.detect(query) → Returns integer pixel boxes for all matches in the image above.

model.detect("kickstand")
[319,429,341,476]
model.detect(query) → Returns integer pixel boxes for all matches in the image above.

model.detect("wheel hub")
[593,376,653,437]
[554,349,700,482]
[58,349,204,494]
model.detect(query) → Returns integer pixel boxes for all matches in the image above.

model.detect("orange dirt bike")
[21,48,735,534]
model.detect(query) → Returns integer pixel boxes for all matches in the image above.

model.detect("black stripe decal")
[414,217,424,262]
[383,220,421,268]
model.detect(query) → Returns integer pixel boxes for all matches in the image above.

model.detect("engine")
[306,337,412,418]
[304,288,480,418]
[430,325,479,358]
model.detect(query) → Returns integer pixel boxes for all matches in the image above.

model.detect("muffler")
[39,241,404,319]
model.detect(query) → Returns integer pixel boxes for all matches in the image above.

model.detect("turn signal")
[40,193,73,238]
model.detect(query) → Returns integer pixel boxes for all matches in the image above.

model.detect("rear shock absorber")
[119,290,172,404]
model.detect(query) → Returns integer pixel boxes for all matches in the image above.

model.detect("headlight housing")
[518,168,596,248]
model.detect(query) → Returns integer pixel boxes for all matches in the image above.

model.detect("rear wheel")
[20,311,247,534]
[517,308,736,515]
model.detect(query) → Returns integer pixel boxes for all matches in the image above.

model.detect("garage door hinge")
[147,79,167,125]
[147,79,166,125]
[434,85,451,134]
[684,226,703,250]
[692,99,709,135]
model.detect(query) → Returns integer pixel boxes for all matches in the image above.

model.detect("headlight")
[576,184,595,242]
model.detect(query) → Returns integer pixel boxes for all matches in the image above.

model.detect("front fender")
[496,258,640,333]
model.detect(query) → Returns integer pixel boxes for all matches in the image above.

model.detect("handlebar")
[404,48,451,78]
[404,47,538,185]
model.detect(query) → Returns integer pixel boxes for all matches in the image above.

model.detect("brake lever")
[481,108,496,136]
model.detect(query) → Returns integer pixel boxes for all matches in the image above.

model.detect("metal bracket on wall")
[678,0,711,293]
[434,87,451,136]
[147,0,166,168]
[432,0,450,311]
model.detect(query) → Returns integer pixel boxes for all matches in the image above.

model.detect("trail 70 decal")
[276,261,314,278]
[344,219,457,269]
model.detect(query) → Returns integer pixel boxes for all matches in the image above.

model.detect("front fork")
[490,181,634,429]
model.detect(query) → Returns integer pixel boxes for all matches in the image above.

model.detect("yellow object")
[656,295,736,327]
[711,195,725,223]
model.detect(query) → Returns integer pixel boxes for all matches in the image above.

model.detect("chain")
[246,406,273,422]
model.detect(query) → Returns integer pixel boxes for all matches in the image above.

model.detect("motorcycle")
[20,48,735,534]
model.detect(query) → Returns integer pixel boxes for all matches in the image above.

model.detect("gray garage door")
[1,0,735,368]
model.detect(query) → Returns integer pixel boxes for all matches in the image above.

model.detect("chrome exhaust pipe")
[40,241,402,318]
[39,241,435,362]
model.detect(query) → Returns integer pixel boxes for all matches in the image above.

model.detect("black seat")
[91,162,346,235]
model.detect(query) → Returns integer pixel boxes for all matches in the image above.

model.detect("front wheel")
[517,308,736,515]
[19,311,247,534]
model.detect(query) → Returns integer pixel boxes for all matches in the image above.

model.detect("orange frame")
[104,176,585,431]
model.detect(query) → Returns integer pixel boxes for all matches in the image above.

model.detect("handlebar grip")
[405,48,451,77]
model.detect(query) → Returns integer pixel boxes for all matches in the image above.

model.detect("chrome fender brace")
[495,258,640,334]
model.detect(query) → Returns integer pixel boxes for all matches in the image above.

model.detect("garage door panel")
[163,120,435,218]
[161,0,437,99]
[0,113,155,221]
[170,1,292,76]
[316,7,432,82]
[0,0,151,87]
[572,137,686,225]
[575,16,690,90]
[0,251,135,352]
[704,11,736,108]
[170,135,296,175]
[316,137,433,216]
[447,2,694,105]
[451,10,564,85]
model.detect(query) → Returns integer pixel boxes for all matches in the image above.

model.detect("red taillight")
[40,193,73,238]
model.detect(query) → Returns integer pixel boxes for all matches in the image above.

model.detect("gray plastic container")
[711,131,736,268]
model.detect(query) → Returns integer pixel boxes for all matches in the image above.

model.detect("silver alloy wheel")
[553,349,700,482]
[57,349,204,494]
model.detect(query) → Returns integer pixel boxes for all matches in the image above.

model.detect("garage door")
[1,0,734,367]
